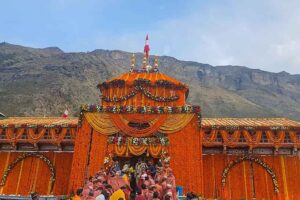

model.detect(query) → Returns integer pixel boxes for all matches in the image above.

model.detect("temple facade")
[0,54,300,199]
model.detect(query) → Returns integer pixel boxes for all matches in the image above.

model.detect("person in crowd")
[135,189,145,200]
[109,187,126,200]
[110,157,120,177]
[73,188,83,200]
[87,190,96,200]
[121,185,131,200]
[105,184,114,198]
[147,160,156,178]
[95,187,106,200]
[78,156,177,200]
[163,194,171,200]
[135,159,148,183]
[147,185,156,200]
[141,184,149,200]
[154,180,162,199]
[152,192,160,200]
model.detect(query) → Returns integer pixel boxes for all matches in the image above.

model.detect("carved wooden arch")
[0,152,56,193]
[221,156,279,193]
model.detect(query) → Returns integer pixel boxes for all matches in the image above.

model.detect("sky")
[1,0,300,74]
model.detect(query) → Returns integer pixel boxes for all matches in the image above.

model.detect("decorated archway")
[0,152,56,193]
[221,156,279,193]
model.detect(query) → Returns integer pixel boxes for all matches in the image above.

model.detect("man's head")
[141,184,147,190]
[88,190,94,197]
[76,188,83,196]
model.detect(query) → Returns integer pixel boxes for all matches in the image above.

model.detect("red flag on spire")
[144,34,150,58]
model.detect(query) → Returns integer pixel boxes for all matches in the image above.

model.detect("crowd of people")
[73,157,177,200]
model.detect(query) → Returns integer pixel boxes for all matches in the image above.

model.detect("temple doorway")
[115,153,160,168]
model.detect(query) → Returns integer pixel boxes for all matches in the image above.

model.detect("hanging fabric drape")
[84,113,119,135]
[120,114,159,123]
[112,144,163,158]
[84,113,195,137]
[110,114,168,137]
[159,114,195,134]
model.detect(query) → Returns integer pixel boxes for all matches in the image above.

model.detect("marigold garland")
[79,104,202,128]
[101,85,179,103]
[221,155,279,193]
[107,134,169,146]
[98,78,186,90]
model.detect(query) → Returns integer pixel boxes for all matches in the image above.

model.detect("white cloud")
[89,1,300,74]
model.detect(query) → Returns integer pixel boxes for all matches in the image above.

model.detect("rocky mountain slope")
[0,42,300,120]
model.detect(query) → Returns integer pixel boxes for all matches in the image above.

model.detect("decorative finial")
[130,53,135,72]
[154,56,159,72]
[143,34,150,70]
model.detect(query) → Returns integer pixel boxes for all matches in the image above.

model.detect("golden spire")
[130,53,135,71]
[142,52,147,69]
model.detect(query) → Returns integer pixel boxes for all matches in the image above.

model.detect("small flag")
[62,108,69,118]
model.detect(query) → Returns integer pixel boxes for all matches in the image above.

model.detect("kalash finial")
[130,53,135,72]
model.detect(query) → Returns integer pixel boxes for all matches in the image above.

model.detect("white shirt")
[96,194,105,200]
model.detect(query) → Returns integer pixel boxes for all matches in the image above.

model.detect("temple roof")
[202,118,300,130]
[1,117,300,130]
[0,117,78,127]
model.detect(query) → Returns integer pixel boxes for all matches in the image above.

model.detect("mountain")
[0,42,300,120]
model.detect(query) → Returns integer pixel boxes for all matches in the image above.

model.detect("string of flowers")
[107,134,169,146]
[79,104,202,127]
[98,78,186,90]
[221,155,279,193]
[208,125,297,131]
[0,152,56,192]
[155,80,186,89]
[80,104,200,114]
[101,85,179,103]
[0,124,77,128]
